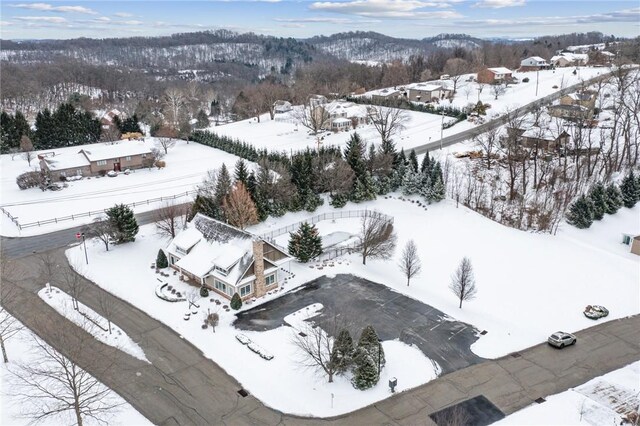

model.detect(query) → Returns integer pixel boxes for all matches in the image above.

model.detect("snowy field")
[0,316,151,426]
[210,67,608,155]
[495,361,640,425]
[38,285,149,362]
[0,138,244,237]
[209,107,468,154]
[66,194,638,415]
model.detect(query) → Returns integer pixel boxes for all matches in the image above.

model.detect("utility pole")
[440,109,445,150]
[535,69,539,97]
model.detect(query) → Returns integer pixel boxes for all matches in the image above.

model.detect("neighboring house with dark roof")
[39,142,152,179]
[165,214,292,300]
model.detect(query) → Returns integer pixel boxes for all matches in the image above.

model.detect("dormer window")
[215,265,229,276]
[176,246,187,255]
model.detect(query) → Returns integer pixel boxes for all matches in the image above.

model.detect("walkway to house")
[3,248,639,425]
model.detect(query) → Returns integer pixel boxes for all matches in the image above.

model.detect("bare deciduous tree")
[0,257,23,363]
[7,330,122,425]
[358,212,397,265]
[60,268,85,311]
[443,58,470,95]
[474,127,500,170]
[155,126,177,154]
[163,87,185,127]
[294,103,329,135]
[37,252,61,287]
[449,257,477,308]
[398,239,422,286]
[96,291,119,335]
[291,316,349,383]
[85,216,113,251]
[154,202,189,239]
[491,83,507,100]
[222,181,258,230]
[367,106,409,145]
[20,135,35,166]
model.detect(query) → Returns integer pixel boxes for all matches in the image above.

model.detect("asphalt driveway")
[234,274,485,374]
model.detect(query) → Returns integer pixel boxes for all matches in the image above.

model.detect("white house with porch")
[165,214,291,300]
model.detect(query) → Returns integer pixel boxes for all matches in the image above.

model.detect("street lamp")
[440,109,445,150]
[76,232,88,264]
[377,338,382,375]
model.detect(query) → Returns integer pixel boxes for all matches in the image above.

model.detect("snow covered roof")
[168,213,256,282]
[332,117,351,124]
[566,92,594,101]
[324,101,368,118]
[80,142,151,162]
[41,152,90,170]
[521,127,557,140]
[551,53,589,63]
[549,104,588,112]
[408,83,442,92]
[367,87,400,97]
[488,67,513,75]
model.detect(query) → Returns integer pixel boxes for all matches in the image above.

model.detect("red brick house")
[477,67,513,84]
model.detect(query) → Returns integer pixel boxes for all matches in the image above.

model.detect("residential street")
[2,248,639,426]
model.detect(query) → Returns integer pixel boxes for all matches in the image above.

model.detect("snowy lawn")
[209,107,465,154]
[494,361,640,425]
[38,284,149,362]
[65,194,638,414]
[0,138,244,237]
[0,316,151,426]
[65,228,438,416]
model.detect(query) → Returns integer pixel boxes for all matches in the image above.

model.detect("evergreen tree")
[190,194,219,220]
[408,149,419,173]
[420,151,431,173]
[588,182,607,221]
[566,195,594,229]
[351,173,377,203]
[357,325,385,370]
[330,193,349,208]
[429,177,446,203]
[120,114,142,133]
[156,249,168,268]
[106,204,139,243]
[620,171,638,208]
[604,183,623,214]
[390,160,406,191]
[288,222,323,262]
[430,161,444,187]
[215,164,233,206]
[230,293,242,310]
[195,109,209,129]
[402,168,422,195]
[351,349,378,390]
[332,329,355,374]
[234,159,250,187]
[344,132,366,179]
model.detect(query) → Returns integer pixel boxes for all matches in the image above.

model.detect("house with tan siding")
[165,214,292,300]
[39,141,152,179]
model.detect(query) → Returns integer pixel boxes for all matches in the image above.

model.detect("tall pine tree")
[566,195,594,229]
[588,182,607,221]
[331,329,355,374]
[620,171,638,208]
[288,222,323,262]
[408,149,419,173]
[605,183,623,214]
[106,204,139,243]
[234,159,250,187]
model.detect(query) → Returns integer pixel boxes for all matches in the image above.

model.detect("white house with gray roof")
[165,214,291,300]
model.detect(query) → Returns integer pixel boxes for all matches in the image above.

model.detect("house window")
[215,266,229,276]
[265,274,276,286]
[239,283,252,297]
[214,279,230,295]
[125,156,132,161]
[97,160,107,166]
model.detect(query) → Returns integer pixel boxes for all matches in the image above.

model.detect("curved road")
[3,248,639,426]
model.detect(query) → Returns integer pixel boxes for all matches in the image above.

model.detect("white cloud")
[114,12,134,18]
[275,17,381,24]
[0,20,15,26]
[310,0,461,18]
[10,3,98,14]
[14,16,68,23]
[473,0,525,8]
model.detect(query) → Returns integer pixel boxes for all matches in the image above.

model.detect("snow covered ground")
[0,138,244,237]
[0,316,151,426]
[495,361,640,425]
[65,194,638,415]
[209,106,463,154]
[38,285,149,362]
[209,67,608,156]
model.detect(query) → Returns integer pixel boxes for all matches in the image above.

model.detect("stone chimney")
[252,239,266,298]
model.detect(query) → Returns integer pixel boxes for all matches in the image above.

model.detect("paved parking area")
[234,274,485,374]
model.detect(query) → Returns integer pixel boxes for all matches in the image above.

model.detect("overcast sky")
[1,0,639,40]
